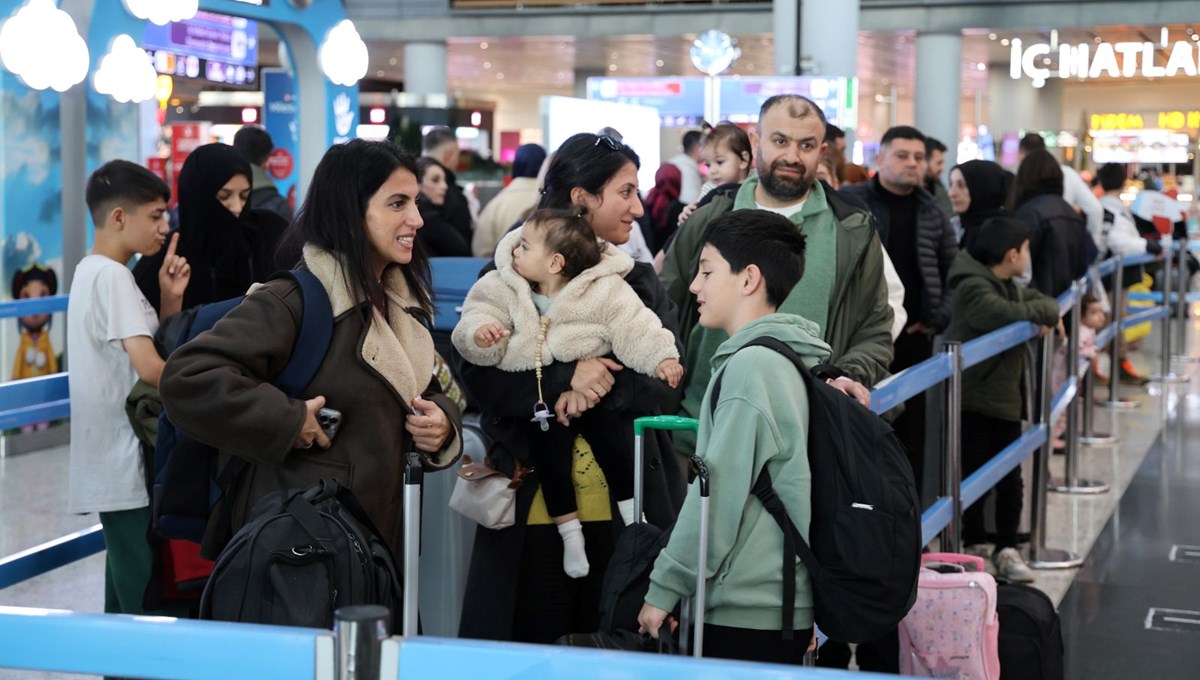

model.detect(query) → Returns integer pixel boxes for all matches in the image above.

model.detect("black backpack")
[709,336,921,643]
[200,478,402,630]
[152,270,332,554]
[997,582,1064,680]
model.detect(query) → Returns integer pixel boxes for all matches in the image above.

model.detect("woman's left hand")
[406,396,452,452]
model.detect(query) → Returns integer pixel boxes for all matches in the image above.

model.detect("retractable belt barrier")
[0,243,1190,677]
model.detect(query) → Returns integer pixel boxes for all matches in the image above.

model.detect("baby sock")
[558,519,590,578]
[617,498,637,526]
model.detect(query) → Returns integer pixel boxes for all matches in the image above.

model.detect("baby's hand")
[474,322,511,348]
[656,358,684,388]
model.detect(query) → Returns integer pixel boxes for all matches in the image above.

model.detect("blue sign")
[718,76,857,130]
[262,69,298,211]
[586,77,708,119]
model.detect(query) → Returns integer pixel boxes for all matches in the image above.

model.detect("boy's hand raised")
[158,233,191,302]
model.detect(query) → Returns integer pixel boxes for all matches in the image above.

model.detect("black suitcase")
[997,582,1065,680]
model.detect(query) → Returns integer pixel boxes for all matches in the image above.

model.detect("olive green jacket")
[660,180,894,453]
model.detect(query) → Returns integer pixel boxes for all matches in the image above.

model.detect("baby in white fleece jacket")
[452,209,682,578]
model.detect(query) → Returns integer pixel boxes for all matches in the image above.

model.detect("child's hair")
[1082,293,1101,310]
[702,209,807,308]
[704,123,752,166]
[85,160,170,228]
[524,208,605,279]
[968,217,1030,266]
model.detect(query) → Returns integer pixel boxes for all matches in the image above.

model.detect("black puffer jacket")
[841,181,958,331]
[1013,192,1091,298]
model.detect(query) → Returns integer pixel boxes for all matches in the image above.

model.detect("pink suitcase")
[898,553,1000,679]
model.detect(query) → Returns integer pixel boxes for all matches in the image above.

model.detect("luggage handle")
[922,552,986,572]
[633,416,699,523]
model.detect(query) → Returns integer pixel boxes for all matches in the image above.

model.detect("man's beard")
[758,158,814,202]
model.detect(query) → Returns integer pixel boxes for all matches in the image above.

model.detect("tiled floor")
[1058,358,1200,678]
[0,320,1196,678]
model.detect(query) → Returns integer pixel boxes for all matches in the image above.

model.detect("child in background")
[69,160,190,616]
[677,123,754,228]
[1051,293,1107,449]
[945,216,1062,583]
[453,208,682,578]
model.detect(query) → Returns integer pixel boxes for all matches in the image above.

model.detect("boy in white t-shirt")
[70,160,190,615]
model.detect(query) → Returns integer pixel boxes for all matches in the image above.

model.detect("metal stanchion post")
[940,342,963,554]
[335,605,389,680]
[1022,333,1083,569]
[1101,258,1142,410]
[1150,244,1188,383]
[1173,234,1197,362]
[402,453,422,638]
[1079,368,1118,446]
[1050,281,1111,495]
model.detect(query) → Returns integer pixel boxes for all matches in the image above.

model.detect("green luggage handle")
[633,415,699,436]
[632,415,698,529]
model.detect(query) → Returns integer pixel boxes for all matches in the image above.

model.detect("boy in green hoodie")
[637,209,829,664]
[944,216,1062,583]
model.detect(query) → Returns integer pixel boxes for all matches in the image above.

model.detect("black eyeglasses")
[594,135,621,151]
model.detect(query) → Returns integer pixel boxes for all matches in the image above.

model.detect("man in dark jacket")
[842,125,958,502]
[923,136,953,217]
[423,127,474,248]
[232,126,293,222]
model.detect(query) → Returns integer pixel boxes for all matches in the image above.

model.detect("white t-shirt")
[67,255,159,514]
[756,200,806,219]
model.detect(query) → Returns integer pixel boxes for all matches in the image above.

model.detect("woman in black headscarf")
[135,143,288,312]
[948,159,1013,253]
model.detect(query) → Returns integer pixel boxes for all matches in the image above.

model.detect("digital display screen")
[586,77,709,122]
[718,76,857,130]
[143,11,258,69]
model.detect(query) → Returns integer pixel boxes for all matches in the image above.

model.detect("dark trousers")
[530,408,634,518]
[961,411,1024,551]
[512,521,614,643]
[890,331,934,498]
[816,630,900,673]
[704,624,816,665]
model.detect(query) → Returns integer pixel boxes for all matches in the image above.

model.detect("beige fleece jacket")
[451,227,679,376]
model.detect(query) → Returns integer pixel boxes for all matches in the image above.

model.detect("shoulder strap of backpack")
[706,335,821,640]
[271,270,334,398]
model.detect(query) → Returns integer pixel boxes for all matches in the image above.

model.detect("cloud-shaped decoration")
[93,34,158,103]
[122,0,198,27]
[0,0,89,92]
[319,20,368,87]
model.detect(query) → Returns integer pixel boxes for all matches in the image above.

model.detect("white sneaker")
[963,544,997,576]
[993,547,1036,583]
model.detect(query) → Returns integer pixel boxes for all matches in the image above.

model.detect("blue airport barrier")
[870,352,953,415]
[0,525,104,590]
[387,636,897,680]
[0,294,68,319]
[0,606,332,679]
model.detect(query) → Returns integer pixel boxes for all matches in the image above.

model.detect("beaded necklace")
[531,316,553,431]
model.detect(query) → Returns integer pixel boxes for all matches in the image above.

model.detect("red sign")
[267,147,294,180]
[169,123,207,207]
[146,157,168,182]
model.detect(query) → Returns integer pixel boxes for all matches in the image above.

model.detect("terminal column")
[915,32,963,172]
[799,0,859,79]
[405,42,448,95]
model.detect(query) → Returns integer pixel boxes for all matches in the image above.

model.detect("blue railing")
[0,248,1179,678]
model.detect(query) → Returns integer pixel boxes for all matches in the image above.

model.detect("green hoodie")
[645,313,830,631]
[944,251,1060,422]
